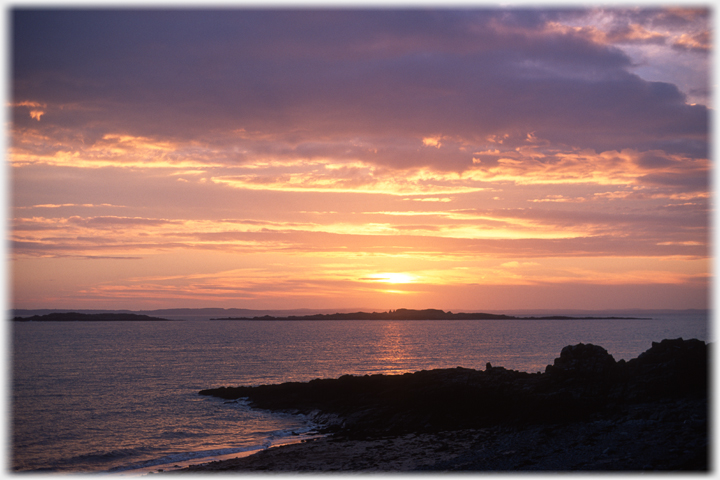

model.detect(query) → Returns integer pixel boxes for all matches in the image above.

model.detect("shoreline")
[111,434,326,475]
[177,397,706,472]
[179,338,708,472]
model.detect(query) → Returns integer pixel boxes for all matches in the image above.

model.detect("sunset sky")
[9,7,711,311]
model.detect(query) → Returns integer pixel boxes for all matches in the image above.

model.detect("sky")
[8,6,712,312]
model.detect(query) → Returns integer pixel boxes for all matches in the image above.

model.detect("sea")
[10,310,710,474]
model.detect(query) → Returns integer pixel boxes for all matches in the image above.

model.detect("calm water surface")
[12,312,709,473]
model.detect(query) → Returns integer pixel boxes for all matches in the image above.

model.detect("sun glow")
[365,272,416,284]
[10,10,710,312]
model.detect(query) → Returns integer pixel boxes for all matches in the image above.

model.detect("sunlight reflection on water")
[13,311,708,472]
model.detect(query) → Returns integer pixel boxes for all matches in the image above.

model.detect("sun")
[366,272,416,284]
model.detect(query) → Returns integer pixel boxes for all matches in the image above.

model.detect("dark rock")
[199,338,708,468]
[545,343,617,377]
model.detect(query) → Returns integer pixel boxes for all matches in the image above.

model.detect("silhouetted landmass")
[210,308,647,321]
[193,338,707,471]
[520,315,651,320]
[12,307,381,321]
[12,312,173,322]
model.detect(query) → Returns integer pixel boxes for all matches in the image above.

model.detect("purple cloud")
[12,8,708,173]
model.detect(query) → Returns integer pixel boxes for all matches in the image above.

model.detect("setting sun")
[10,8,708,313]
[9,9,710,475]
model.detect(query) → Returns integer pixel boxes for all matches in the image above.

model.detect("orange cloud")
[210,164,487,196]
[466,147,708,188]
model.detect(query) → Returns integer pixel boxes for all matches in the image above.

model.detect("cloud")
[501,261,540,268]
[529,195,587,203]
[16,203,122,209]
[12,9,708,175]
[11,204,708,261]
[209,162,487,195]
[65,216,183,228]
[672,31,711,52]
[10,9,709,310]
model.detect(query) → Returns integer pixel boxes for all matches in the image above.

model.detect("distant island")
[211,308,649,321]
[12,312,173,322]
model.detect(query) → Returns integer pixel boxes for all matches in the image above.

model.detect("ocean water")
[11,311,709,473]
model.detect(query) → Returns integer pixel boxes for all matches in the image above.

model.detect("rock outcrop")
[196,338,708,471]
[200,338,707,438]
[545,343,618,377]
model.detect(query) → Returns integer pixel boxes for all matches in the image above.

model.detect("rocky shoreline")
[181,338,708,472]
